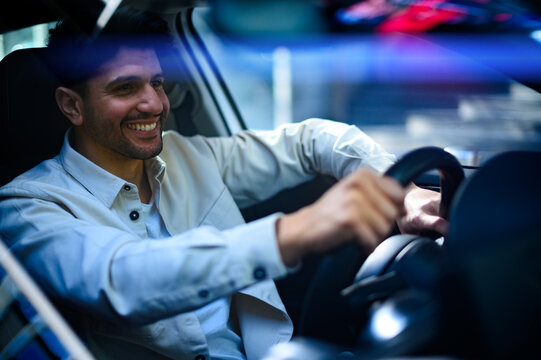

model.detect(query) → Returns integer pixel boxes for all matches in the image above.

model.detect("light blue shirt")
[0,118,395,359]
[142,198,245,359]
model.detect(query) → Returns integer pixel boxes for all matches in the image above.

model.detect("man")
[0,6,445,360]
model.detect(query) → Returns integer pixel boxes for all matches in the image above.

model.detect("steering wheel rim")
[385,146,465,220]
[296,147,464,343]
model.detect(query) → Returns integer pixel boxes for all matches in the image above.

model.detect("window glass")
[0,23,55,60]
[193,7,541,166]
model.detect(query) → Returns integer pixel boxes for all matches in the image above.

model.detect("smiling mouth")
[127,121,158,132]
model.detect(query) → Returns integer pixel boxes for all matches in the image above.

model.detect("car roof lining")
[0,0,202,34]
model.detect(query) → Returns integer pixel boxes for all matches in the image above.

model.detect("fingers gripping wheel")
[385,146,465,219]
[297,147,464,343]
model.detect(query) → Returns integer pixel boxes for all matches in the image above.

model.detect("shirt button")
[253,266,266,280]
[198,289,209,298]
[195,355,206,360]
[129,210,139,221]
[124,185,131,191]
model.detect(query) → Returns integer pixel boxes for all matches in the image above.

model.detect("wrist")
[275,211,308,268]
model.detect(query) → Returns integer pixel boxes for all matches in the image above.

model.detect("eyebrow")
[106,73,164,88]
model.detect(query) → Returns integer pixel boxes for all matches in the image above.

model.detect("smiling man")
[0,6,444,360]
[55,46,169,203]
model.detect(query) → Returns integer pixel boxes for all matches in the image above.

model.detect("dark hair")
[47,6,173,88]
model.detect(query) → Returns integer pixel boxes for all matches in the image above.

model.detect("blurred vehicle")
[1,0,540,359]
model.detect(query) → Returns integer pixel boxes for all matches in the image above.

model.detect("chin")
[122,141,163,160]
[139,146,163,160]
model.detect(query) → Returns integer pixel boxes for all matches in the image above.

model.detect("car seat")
[0,237,94,359]
[441,150,541,358]
[0,47,69,187]
[0,48,94,358]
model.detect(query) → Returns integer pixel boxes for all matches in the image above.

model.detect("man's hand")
[276,168,405,267]
[396,184,448,237]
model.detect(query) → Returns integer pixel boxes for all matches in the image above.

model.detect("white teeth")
[128,122,157,131]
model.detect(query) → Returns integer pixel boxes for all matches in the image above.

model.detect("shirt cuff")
[225,213,296,282]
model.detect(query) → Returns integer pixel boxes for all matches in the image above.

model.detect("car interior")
[1,1,541,359]
[0,238,95,359]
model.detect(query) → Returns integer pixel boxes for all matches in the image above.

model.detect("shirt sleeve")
[203,118,396,208]
[0,194,287,326]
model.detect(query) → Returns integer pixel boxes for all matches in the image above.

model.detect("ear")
[55,87,84,126]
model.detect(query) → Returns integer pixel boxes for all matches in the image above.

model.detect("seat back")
[0,48,69,186]
[0,239,94,360]
[444,151,541,358]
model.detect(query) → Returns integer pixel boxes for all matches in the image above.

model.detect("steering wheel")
[297,146,465,344]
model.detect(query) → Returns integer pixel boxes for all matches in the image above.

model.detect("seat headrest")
[0,48,69,186]
[447,151,541,252]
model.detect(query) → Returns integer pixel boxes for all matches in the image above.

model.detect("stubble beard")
[117,116,165,160]
[84,109,166,161]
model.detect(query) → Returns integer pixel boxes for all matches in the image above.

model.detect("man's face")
[77,47,170,161]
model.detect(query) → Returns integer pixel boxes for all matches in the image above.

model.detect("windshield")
[192,1,541,166]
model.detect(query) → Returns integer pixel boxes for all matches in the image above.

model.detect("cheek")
[107,100,136,123]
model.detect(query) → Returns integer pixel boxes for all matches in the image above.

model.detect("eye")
[114,83,136,94]
[151,78,164,89]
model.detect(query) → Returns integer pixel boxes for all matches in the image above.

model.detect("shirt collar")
[59,129,167,208]
[145,152,166,184]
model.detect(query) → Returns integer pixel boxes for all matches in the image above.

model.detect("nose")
[137,84,165,115]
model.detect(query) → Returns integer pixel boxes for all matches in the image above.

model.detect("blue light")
[370,304,407,341]
[530,30,541,44]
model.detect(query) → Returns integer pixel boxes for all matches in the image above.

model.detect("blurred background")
[198,0,541,166]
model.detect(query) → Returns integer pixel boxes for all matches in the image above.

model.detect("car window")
[0,23,55,60]
[192,4,541,167]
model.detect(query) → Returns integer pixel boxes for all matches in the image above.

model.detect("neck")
[118,160,152,204]
[70,131,153,203]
